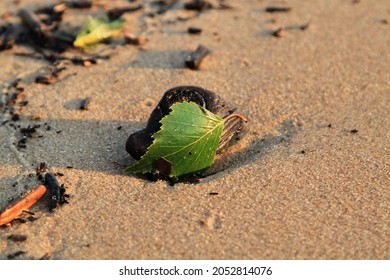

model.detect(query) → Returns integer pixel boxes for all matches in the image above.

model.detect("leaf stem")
[223,113,248,123]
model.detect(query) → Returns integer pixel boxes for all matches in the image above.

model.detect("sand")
[0,0,389,259]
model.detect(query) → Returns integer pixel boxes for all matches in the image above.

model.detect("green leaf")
[73,16,125,48]
[125,102,224,178]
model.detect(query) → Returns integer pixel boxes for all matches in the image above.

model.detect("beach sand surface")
[0,0,389,259]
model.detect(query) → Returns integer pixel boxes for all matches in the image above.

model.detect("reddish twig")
[0,185,46,226]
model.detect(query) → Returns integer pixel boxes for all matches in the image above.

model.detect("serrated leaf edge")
[124,102,223,177]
